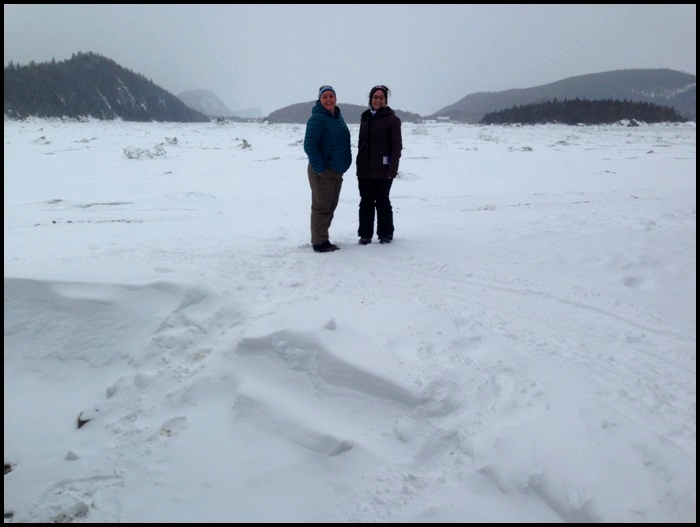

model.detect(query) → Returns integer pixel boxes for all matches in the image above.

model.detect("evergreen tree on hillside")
[4,52,209,122]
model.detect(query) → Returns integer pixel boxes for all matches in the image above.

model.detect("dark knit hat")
[318,85,336,99]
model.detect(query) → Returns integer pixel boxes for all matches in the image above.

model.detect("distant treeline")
[3,52,694,125]
[480,98,688,125]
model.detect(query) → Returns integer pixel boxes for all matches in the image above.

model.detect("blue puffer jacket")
[303,100,352,175]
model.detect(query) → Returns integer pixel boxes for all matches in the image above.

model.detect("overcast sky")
[4,4,696,116]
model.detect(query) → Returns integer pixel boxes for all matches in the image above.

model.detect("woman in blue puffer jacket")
[303,85,352,253]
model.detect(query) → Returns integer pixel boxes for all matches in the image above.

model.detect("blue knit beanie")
[318,85,336,99]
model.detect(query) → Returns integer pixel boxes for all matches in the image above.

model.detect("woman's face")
[320,91,336,113]
[371,90,386,110]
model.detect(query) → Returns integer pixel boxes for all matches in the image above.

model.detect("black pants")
[357,178,394,240]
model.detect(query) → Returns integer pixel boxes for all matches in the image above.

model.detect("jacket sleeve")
[388,117,403,179]
[303,116,325,174]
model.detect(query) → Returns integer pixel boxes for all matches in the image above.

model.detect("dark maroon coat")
[355,106,402,179]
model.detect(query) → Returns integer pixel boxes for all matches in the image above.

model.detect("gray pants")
[307,163,343,245]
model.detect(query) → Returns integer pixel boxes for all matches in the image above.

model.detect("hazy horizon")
[4,5,696,116]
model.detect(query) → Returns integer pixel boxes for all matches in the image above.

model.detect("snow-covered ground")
[4,118,696,522]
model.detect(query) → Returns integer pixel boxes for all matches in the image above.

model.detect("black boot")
[313,241,340,253]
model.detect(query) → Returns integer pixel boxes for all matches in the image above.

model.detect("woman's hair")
[368,85,390,106]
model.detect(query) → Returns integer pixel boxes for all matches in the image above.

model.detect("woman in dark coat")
[355,85,403,244]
